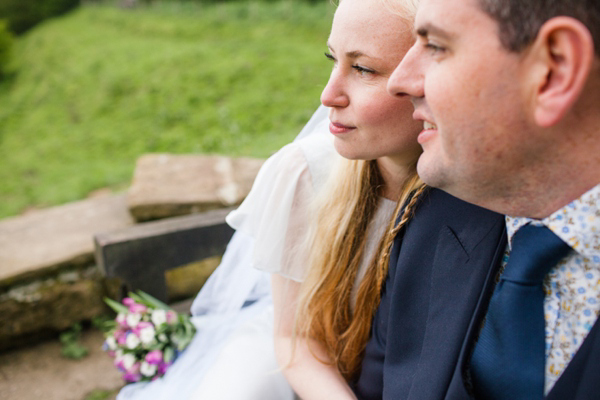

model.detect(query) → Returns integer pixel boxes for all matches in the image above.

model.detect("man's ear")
[529,17,594,127]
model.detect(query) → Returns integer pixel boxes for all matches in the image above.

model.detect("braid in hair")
[338,174,428,380]
[374,181,428,293]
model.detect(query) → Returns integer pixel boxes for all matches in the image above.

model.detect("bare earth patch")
[0,328,124,400]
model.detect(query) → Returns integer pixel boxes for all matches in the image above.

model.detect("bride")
[116,0,424,398]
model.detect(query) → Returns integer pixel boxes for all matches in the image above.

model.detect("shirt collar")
[505,183,600,260]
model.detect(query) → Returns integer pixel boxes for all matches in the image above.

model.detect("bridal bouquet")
[102,291,196,383]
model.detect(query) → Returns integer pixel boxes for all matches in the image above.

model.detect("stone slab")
[0,195,135,287]
[0,267,108,351]
[127,154,264,221]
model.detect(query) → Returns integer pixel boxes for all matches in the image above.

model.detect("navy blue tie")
[470,224,571,400]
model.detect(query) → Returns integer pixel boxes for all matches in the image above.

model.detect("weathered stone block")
[0,266,108,351]
[0,195,135,288]
[127,154,264,221]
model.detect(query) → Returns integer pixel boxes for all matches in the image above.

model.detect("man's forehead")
[415,0,483,34]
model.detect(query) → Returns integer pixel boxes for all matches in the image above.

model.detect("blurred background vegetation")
[0,0,334,218]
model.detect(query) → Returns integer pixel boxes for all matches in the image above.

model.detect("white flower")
[158,333,168,343]
[116,313,127,326]
[105,336,117,351]
[126,313,142,329]
[126,333,141,349]
[140,361,157,377]
[139,326,156,345]
[122,353,136,371]
[115,349,124,359]
[151,310,167,326]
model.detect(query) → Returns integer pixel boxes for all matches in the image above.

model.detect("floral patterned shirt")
[505,184,600,394]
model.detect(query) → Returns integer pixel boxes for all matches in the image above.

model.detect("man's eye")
[425,43,445,54]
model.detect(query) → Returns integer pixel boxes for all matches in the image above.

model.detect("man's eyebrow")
[416,23,453,40]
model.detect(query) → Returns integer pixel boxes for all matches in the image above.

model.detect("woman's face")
[321,0,422,170]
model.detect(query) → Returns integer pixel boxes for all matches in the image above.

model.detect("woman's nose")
[321,70,349,108]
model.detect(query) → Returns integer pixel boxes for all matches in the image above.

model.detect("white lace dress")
[116,106,395,400]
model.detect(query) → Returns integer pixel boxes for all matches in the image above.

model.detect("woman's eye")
[324,52,336,62]
[352,65,375,76]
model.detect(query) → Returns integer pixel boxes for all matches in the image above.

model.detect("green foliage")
[0,20,13,76]
[0,0,80,34]
[59,322,90,360]
[0,1,333,218]
[92,314,115,332]
[84,389,120,400]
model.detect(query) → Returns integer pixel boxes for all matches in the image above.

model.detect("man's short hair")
[478,0,600,54]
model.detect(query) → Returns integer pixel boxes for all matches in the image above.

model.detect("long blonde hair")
[295,156,426,380]
[291,0,423,382]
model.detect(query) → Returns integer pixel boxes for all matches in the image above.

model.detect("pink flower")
[114,358,125,372]
[114,328,127,340]
[123,372,142,383]
[145,350,163,365]
[123,361,142,382]
[166,310,177,325]
[157,361,171,376]
[127,361,141,374]
[116,313,128,328]
[133,321,153,334]
[123,297,136,307]
[129,303,147,314]
[117,332,129,346]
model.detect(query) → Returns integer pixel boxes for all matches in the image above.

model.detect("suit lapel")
[404,210,507,400]
[441,227,507,400]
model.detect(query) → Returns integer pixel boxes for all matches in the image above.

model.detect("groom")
[357,0,600,398]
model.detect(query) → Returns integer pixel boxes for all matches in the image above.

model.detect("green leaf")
[163,346,175,363]
[104,297,129,314]
[135,290,170,310]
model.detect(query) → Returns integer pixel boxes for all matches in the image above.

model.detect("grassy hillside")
[0,1,334,218]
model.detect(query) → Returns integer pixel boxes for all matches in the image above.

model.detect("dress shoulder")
[226,133,336,281]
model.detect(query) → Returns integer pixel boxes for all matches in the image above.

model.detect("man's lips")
[329,122,356,135]
[413,111,438,145]
[418,120,438,145]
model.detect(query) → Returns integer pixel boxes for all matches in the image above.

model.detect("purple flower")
[145,350,163,365]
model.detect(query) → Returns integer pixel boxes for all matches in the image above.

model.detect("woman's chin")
[333,140,365,161]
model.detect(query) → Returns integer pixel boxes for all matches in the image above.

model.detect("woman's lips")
[329,122,356,135]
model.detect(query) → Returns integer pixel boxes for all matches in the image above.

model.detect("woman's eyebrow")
[345,50,366,59]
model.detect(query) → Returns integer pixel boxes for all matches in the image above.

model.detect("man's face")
[388,0,537,207]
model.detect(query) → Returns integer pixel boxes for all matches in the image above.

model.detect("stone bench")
[0,154,264,351]
[94,208,235,303]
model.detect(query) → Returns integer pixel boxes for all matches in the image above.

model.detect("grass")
[0,0,334,218]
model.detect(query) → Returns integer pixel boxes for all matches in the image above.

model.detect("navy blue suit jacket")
[353,188,507,400]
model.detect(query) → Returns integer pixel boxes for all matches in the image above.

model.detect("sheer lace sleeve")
[226,133,335,282]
